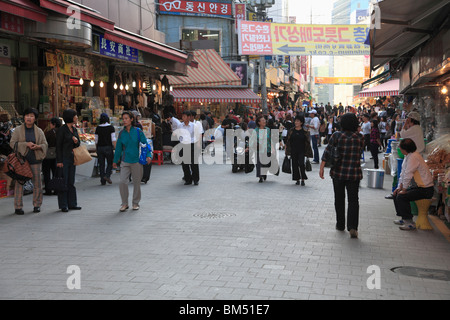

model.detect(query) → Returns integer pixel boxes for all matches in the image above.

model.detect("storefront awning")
[369,0,449,71]
[172,88,261,104]
[103,27,194,67]
[167,49,241,87]
[39,0,115,30]
[0,0,48,23]
[359,79,400,98]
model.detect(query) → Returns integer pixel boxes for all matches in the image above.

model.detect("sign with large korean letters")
[159,0,232,18]
[238,20,370,56]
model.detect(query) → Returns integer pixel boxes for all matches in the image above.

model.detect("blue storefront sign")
[93,33,142,64]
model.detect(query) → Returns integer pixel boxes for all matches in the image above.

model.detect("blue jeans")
[58,157,77,209]
[311,134,320,163]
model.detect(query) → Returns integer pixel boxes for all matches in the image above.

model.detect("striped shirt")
[322,131,365,181]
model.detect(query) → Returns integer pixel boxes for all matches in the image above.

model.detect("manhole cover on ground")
[391,267,450,281]
[194,212,236,219]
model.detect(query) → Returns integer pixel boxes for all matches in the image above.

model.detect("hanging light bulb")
[114,83,118,90]
[100,81,104,88]
[120,84,124,91]
[125,84,129,91]
[170,85,173,92]
[79,78,84,85]
[132,81,136,88]
[142,82,146,89]
[442,86,448,95]
[162,85,166,92]
[152,84,156,91]
[90,80,95,87]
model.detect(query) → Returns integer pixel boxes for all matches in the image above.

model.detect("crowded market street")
[1,148,449,300]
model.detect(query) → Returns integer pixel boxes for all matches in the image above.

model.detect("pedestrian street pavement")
[1,148,449,300]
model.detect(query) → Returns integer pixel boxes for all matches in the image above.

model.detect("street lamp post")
[249,0,275,115]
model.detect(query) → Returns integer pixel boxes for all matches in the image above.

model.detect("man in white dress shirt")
[177,111,200,185]
[400,111,425,154]
[306,110,320,164]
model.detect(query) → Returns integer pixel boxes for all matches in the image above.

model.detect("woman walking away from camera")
[56,109,82,213]
[43,117,61,196]
[285,115,313,186]
[250,115,274,183]
[319,113,364,239]
[95,113,116,185]
[113,111,151,212]
[10,108,48,215]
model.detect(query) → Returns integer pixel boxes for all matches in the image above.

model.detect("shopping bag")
[282,156,292,174]
[47,168,67,192]
[73,145,92,166]
[305,159,312,172]
[3,143,33,185]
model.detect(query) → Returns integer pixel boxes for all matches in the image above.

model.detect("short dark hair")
[340,113,359,132]
[400,138,417,153]
[294,115,305,125]
[62,109,78,124]
[23,108,39,119]
[50,117,62,128]
[99,113,110,125]
[182,110,191,116]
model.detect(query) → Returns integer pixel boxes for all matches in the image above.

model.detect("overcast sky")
[289,0,334,24]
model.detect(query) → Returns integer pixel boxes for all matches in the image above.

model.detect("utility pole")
[250,0,275,115]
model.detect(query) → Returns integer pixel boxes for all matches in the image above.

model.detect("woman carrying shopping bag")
[285,115,313,186]
[10,108,48,215]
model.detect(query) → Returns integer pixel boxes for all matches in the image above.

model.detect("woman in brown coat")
[285,115,313,186]
[10,108,48,215]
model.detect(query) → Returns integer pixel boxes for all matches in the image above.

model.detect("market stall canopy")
[368,0,450,71]
[167,49,241,87]
[0,0,48,23]
[359,79,400,98]
[172,88,261,104]
[39,0,115,30]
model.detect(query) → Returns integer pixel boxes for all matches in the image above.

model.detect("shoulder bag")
[324,132,341,169]
[3,143,33,185]
[73,144,93,166]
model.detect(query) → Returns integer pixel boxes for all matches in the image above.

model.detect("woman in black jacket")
[95,113,116,185]
[285,115,313,186]
[56,109,81,213]
[43,117,62,195]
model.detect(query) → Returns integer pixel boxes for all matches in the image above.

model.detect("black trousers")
[97,145,114,183]
[333,179,360,231]
[181,143,200,183]
[291,152,307,181]
[370,143,380,169]
[393,186,434,220]
[42,158,56,193]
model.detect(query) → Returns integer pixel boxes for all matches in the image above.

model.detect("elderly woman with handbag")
[10,108,48,215]
[56,109,82,213]
[285,115,313,186]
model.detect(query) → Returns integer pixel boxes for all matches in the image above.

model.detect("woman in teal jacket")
[113,111,151,212]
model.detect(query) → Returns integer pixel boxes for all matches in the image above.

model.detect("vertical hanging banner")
[235,3,246,29]
[238,20,370,56]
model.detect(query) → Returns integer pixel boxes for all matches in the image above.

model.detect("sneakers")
[394,219,416,230]
[120,205,129,212]
[399,222,416,231]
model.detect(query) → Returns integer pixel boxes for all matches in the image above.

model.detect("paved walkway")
[1,149,449,300]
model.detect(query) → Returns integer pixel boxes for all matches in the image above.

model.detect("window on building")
[181,29,220,53]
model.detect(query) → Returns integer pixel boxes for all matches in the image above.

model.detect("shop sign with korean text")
[0,12,24,35]
[92,34,142,64]
[56,52,109,82]
[238,20,370,56]
[159,0,232,18]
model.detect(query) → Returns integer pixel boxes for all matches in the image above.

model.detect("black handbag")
[47,168,67,192]
[305,159,312,172]
[282,156,292,174]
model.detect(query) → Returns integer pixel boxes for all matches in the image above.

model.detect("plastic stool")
[152,150,164,166]
[415,199,433,230]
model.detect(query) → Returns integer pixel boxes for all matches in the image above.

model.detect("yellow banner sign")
[238,20,370,56]
[315,77,365,84]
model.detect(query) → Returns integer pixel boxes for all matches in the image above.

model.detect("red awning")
[0,0,48,23]
[168,49,242,87]
[39,0,115,30]
[103,27,193,66]
[172,88,261,104]
[359,79,401,98]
